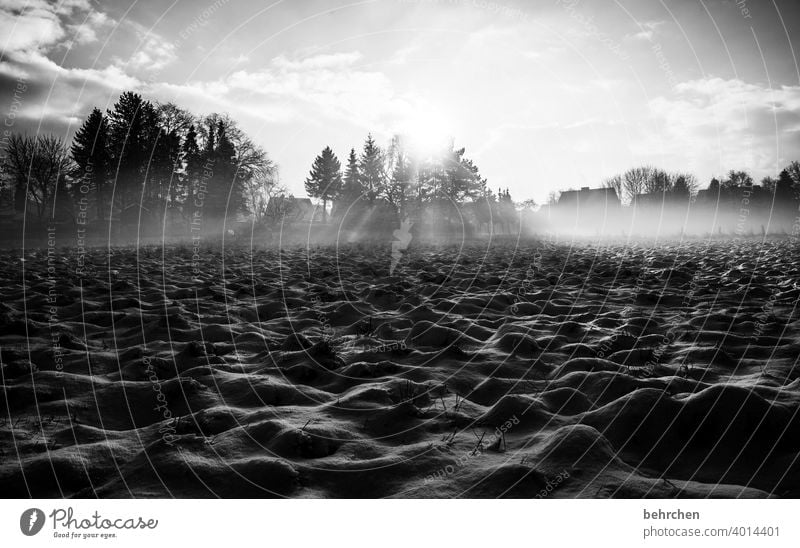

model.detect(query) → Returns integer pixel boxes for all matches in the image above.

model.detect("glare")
[400,108,452,158]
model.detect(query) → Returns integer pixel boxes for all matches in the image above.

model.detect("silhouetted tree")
[245,168,284,223]
[623,166,652,202]
[305,146,342,222]
[107,92,159,208]
[1,134,72,220]
[761,176,777,194]
[722,170,753,190]
[645,168,673,194]
[156,102,194,136]
[359,134,384,204]
[183,124,203,215]
[198,113,272,219]
[785,161,800,190]
[383,136,416,217]
[775,169,795,203]
[207,119,238,217]
[71,108,110,219]
[337,148,362,209]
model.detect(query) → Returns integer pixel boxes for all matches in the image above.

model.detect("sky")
[1,0,800,203]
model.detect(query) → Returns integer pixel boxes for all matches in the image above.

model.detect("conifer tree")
[107,92,158,208]
[305,146,342,222]
[71,107,110,219]
[359,134,384,203]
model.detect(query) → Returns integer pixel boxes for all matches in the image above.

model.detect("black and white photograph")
[1,0,800,542]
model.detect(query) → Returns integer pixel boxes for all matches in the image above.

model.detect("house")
[557,187,620,209]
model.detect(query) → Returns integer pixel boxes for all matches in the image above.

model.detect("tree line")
[0,91,282,230]
[304,134,511,227]
[598,163,800,207]
[600,166,699,204]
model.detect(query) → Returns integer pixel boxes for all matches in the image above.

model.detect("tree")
[761,176,777,194]
[145,127,181,208]
[208,119,239,218]
[244,167,284,223]
[494,188,517,234]
[2,133,35,212]
[71,108,111,220]
[183,124,203,214]
[775,169,795,203]
[441,147,486,203]
[622,166,653,202]
[602,174,623,202]
[359,134,384,204]
[338,148,362,206]
[387,148,414,216]
[107,92,159,208]
[671,173,697,201]
[198,113,273,219]
[1,134,72,220]
[156,102,195,136]
[305,146,342,222]
[382,136,417,217]
[644,168,673,194]
[784,161,800,189]
[722,170,753,190]
[778,161,800,200]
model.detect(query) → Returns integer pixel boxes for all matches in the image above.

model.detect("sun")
[400,108,453,158]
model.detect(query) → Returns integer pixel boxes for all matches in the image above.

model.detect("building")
[557,187,620,210]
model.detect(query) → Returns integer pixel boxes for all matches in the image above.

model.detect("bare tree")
[1,134,73,220]
[622,166,653,202]
[602,174,623,202]
[156,102,195,136]
[644,168,673,193]
[245,167,285,223]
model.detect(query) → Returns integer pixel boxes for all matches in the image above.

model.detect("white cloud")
[644,77,800,174]
[271,52,363,71]
[0,4,65,51]
[114,33,178,72]
[68,11,114,45]
[0,0,105,53]
[0,50,139,132]
[8,50,139,89]
[157,51,417,132]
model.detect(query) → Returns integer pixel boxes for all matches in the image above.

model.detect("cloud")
[0,50,139,134]
[67,11,114,45]
[644,77,800,175]
[112,22,178,72]
[0,0,105,53]
[0,3,65,52]
[153,51,416,132]
[271,52,363,71]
